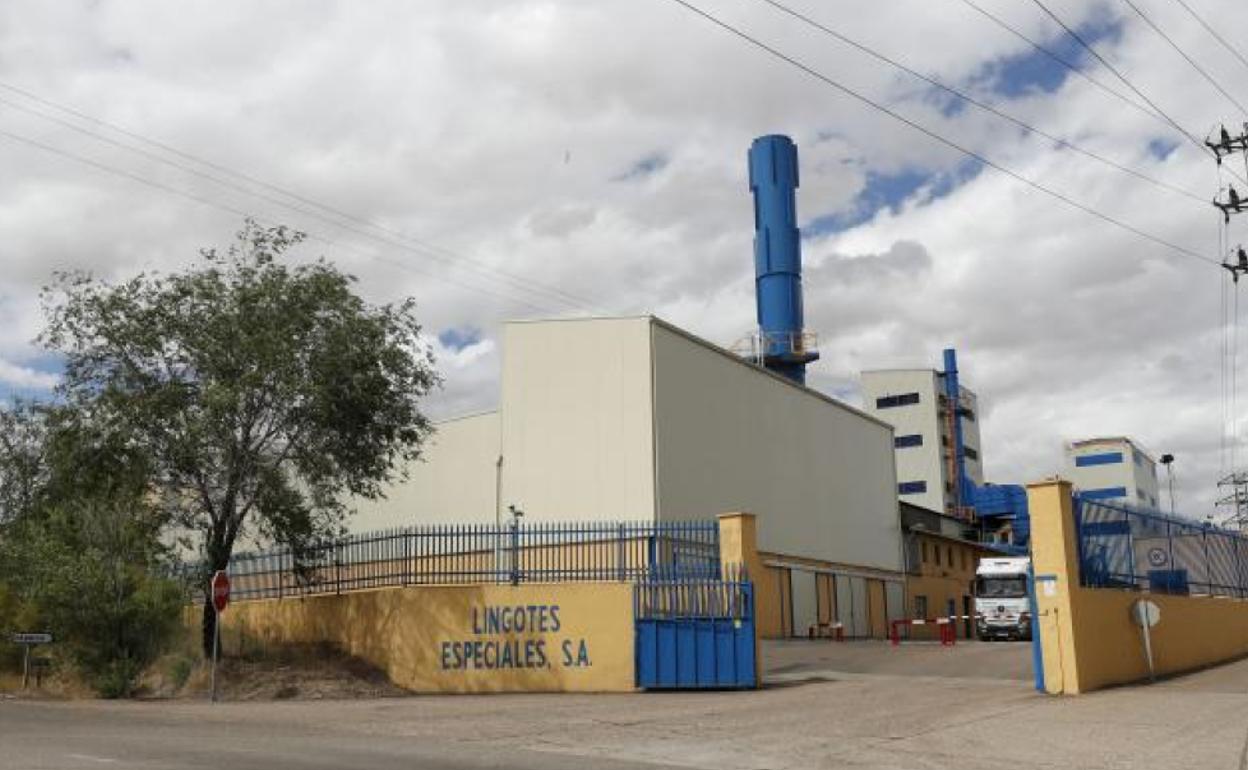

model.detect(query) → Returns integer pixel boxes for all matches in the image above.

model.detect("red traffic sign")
[211,570,230,614]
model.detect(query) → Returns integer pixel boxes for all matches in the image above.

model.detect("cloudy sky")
[2,0,1247,517]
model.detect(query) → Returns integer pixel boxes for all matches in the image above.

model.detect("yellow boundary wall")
[216,514,768,694]
[1031,479,1248,694]
[220,582,635,693]
[214,512,877,693]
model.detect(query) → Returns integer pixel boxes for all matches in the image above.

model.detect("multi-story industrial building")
[860,367,984,517]
[1064,437,1161,509]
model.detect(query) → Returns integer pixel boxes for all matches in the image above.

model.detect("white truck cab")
[975,556,1032,641]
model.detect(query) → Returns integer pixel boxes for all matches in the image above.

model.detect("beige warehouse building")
[356,315,907,637]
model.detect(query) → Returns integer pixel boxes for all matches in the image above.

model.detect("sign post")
[210,570,230,703]
[11,633,52,689]
[1131,599,1161,682]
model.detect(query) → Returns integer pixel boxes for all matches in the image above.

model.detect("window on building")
[961,550,969,571]
[946,546,953,567]
[899,481,927,495]
[945,481,953,494]
[921,541,928,563]
[962,409,976,423]
[914,595,928,620]
[1075,452,1124,467]
[894,434,924,448]
[876,392,920,409]
[941,435,950,447]
[933,546,941,566]
[1081,486,1128,501]
[964,446,979,461]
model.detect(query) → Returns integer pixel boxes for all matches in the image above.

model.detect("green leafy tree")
[12,500,184,697]
[0,403,49,530]
[40,221,439,656]
[0,404,51,673]
[0,409,184,696]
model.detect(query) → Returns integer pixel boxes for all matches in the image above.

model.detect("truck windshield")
[976,576,1027,598]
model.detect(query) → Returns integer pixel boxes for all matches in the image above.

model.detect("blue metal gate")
[634,573,756,689]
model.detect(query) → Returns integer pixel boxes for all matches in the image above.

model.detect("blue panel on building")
[1081,486,1128,500]
[1082,520,1131,536]
[1148,569,1189,595]
[894,434,923,448]
[1076,452,1124,467]
[898,481,928,495]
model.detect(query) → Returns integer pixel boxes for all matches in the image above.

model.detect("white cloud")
[0,357,58,390]
[1,0,1246,517]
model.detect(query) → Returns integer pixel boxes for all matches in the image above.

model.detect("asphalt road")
[6,640,1248,770]
[0,699,683,770]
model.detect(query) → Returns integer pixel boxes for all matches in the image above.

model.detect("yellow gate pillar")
[717,512,764,684]
[1027,479,1085,694]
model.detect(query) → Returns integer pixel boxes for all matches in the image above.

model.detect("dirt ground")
[178,643,409,701]
[1,641,408,702]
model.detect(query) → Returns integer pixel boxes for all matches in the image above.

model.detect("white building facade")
[860,368,984,517]
[1064,437,1160,509]
[356,316,904,573]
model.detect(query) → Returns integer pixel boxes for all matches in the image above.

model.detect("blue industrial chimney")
[749,135,819,385]
[942,347,1031,546]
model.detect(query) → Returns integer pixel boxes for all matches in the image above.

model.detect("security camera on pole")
[209,570,230,703]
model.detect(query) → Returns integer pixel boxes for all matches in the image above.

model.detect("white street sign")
[11,633,52,645]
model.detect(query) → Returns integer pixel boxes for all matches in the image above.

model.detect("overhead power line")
[1024,0,1244,185]
[951,0,1172,129]
[0,80,603,315]
[659,0,1220,268]
[1118,0,1248,117]
[1168,0,1248,76]
[754,0,1205,204]
[0,126,573,316]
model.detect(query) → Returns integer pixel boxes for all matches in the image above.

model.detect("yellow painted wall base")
[1056,588,1248,692]
[1030,479,1248,694]
[221,582,635,693]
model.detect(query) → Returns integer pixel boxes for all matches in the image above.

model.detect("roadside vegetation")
[0,221,437,696]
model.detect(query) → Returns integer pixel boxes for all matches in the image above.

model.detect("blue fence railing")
[195,519,721,601]
[1076,495,1248,596]
[633,563,751,620]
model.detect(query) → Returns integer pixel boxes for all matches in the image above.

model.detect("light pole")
[507,504,524,585]
[1159,454,1176,514]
